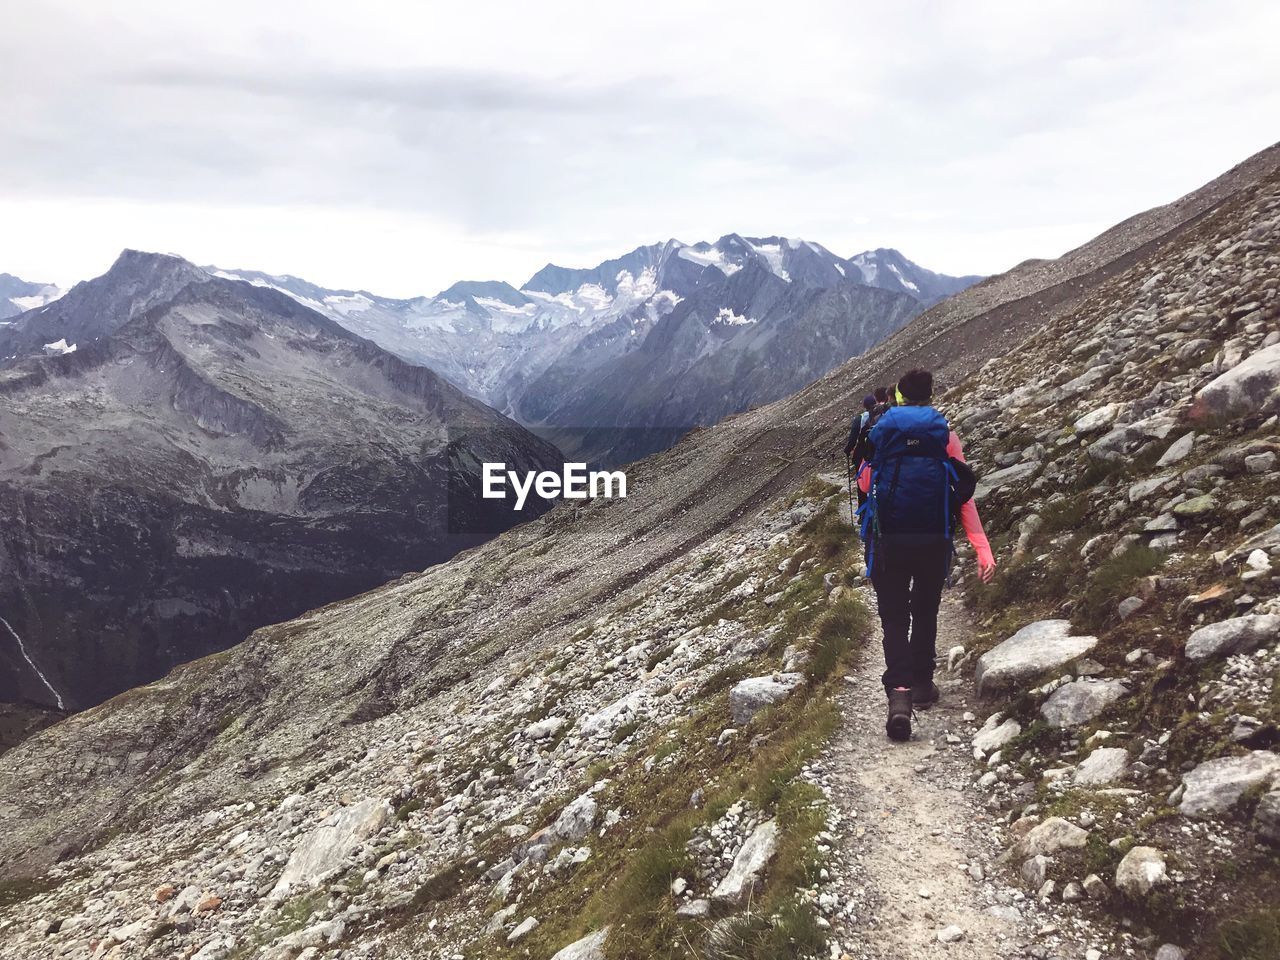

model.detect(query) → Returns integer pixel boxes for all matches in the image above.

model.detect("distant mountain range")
[0,237,977,710]
[0,251,562,711]
[0,273,61,320]
[213,237,982,463]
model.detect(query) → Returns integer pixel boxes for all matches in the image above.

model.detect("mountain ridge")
[209,236,977,464]
[0,253,564,712]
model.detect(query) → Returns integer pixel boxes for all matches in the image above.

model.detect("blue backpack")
[857,405,971,571]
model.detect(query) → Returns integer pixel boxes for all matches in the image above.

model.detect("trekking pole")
[845,454,856,526]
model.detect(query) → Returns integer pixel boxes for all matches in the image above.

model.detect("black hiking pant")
[870,539,951,692]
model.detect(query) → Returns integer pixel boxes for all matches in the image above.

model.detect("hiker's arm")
[947,432,997,581]
[958,500,995,580]
[843,416,860,455]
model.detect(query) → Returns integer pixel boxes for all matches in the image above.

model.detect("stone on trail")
[1128,473,1174,503]
[1254,787,1280,844]
[525,716,569,740]
[1156,431,1195,466]
[1014,817,1089,859]
[271,797,391,898]
[508,917,539,942]
[729,673,804,725]
[1020,855,1049,888]
[973,714,1021,753]
[1173,494,1216,518]
[1193,342,1280,419]
[937,924,965,943]
[1155,946,1187,960]
[550,793,599,843]
[1074,747,1130,786]
[549,927,610,960]
[1117,596,1145,620]
[1184,614,1280,661]
[974,620,1098,696]
[973,460,1038,500]
[1074,403,1121,434]
[1178,751,1280,818]
[676,899,711,918]
[1082,873,1109,900]
[1040,679,1128,728]
[711,819,779,905]
[1114,845,1168,898]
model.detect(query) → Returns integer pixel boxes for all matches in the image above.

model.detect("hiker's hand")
[978,557,997,583]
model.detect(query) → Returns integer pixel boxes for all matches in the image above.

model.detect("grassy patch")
[1212,908,1280,960]
[0,874,62,909]
[705,900,826,960]
[806,595,871,683]
[798,499,850,560]
[1075,545,1162,630]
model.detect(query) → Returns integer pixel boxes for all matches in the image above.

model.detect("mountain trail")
[819,593,1036,960]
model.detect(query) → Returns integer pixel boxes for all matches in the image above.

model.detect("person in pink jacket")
[856,369,995,740]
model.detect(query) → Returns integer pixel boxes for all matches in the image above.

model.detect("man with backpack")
[856,368,996,741]
[844,387,891,507]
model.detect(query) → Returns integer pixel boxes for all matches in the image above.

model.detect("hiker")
[856,368,996,742]
[843,394,878,507]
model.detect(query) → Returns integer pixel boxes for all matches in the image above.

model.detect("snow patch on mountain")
[713,308,757,326]
[887,261,919,293]
[746,240,791,281]
[677,245,743,275]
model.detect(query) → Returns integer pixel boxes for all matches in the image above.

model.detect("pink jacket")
[857,431,994,568]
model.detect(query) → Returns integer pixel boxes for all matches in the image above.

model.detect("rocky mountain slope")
[0,251,562,712]
[217,238,978,464]
[0,273,61,323]
[0,142,1277,960]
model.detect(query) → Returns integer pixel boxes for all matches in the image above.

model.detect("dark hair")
[862,394,877,410]
[874,386,890,403]
[897,368,933,404]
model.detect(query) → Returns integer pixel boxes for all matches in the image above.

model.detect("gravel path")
[817,590,1033,960]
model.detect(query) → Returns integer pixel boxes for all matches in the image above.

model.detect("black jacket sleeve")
[843,414,861,456]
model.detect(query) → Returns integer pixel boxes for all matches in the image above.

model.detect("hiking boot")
[886,688,913,742]
[912,682,941,709]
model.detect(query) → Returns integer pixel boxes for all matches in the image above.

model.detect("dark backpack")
[851,402,889,465]
[857,407,976,566]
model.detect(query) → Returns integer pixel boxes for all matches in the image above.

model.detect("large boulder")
[271,798,391,898]
[711,820,779,905]
[549,928,610,960]
[1012,817,1089,859]
[1074,403,1121,434]
[1193,342,1280,419]
[1040,679,1128,728]
[1184,614,1280,661]
[973,461,1038,500]
[550,793,599,843]
[1075,747,1130,786]
[974,621,1098,696]
[1178,752,1280,818]
[729,674,804,725]
[1114,846,1168,898]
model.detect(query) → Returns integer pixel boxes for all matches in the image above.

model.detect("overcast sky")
[2,1,1277,298]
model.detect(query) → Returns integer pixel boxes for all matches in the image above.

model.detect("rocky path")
[815,592,1037,960]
